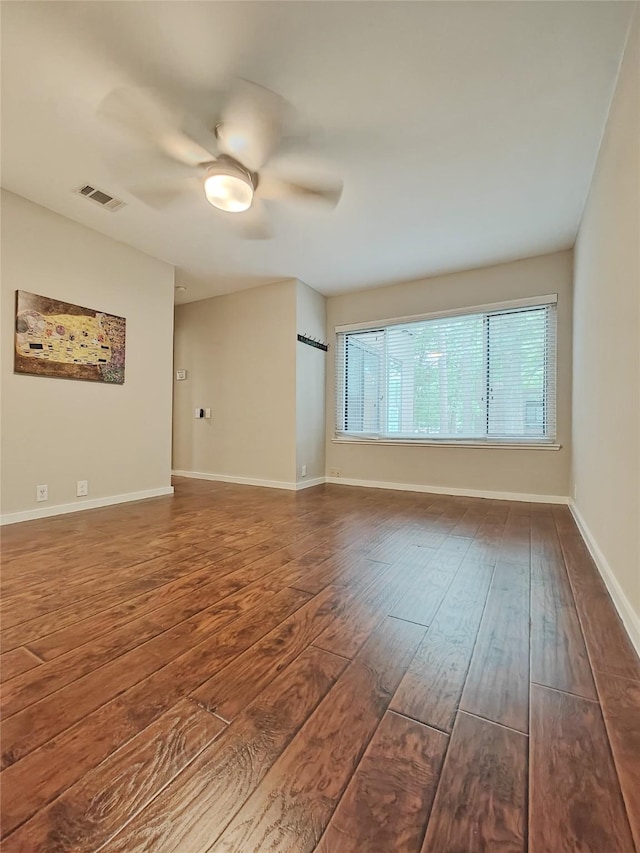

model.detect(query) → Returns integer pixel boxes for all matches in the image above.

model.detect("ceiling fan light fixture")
[203,161,253,212]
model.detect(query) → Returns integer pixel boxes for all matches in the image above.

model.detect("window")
[335,297,557,444]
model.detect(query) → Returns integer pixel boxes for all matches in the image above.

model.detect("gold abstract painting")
[14,291,126,384]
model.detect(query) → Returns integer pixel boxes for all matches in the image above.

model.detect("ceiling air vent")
[75,185,126,212]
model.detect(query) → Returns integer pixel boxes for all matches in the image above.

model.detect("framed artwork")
[14,290,126,384]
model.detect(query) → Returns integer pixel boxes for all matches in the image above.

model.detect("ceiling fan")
[97,79,343,237]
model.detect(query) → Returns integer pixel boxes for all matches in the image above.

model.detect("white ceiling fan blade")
[216,79,290,172]
[101,150,206,208]
[124,185,191,209]
[124,174,205,209]
[225,199,273,240]
[103,150,204,185]
[258,173,343,208]
[98,87,218,167]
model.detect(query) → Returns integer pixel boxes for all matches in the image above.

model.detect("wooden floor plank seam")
[1,547,221,650]
[0,587,314,769]
[400,564,500,842]
[529,680,601,703]
[21,646,45,664]
[1,693,227,840]
[446,561,497,704]
[528,682,635,852]
[207,616,426,852]
[387,614,436,629]
[552,514,598,685]
[421,702,528,852]
[593,669,640,684]
[1,572,303,720]
[313,710,448,853]
[0,545,193,620]
[457,708,532,737]
[4,542,362,715]
[309,644,352,662]
[307,709,392,851]
[3,700,228,852]
[388,560,495,733]
[377,706,454,739]
[551,510,640,852]
[188,698,231,726]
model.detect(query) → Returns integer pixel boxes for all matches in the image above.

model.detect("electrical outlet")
[77,480,89,497]
[329,467,342,478]
[205,408,211,419]
[301,465,307,478]
[36,484,48,502]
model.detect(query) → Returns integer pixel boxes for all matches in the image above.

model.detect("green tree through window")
[336,302,556,443]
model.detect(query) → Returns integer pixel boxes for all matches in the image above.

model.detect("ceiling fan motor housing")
[203,156,256,212]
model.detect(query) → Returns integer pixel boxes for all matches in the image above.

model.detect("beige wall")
[296,281,327,483]
[326,251,573,497]
[172,279,297,485]
[572,12,639,627]
[1,190,175,518]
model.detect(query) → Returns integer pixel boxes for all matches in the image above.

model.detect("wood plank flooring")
[1,478,638,851]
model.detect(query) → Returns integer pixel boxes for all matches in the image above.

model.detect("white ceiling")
[1,1,634,303]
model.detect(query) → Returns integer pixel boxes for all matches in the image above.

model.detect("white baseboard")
[174,469,568,503]
[569,501,640,657]
[325,476,569,504]
[173,470,328,492]
[0,486,175,526]
[295,477,326,491]
[172,469,298,491]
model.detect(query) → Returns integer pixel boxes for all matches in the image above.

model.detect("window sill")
[332,437,562,450]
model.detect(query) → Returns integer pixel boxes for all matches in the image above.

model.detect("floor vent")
[75,185,126,212]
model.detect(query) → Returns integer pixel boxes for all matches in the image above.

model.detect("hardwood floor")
[1,477,638,852]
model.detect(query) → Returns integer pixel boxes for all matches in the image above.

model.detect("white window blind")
[335,300,557,444]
